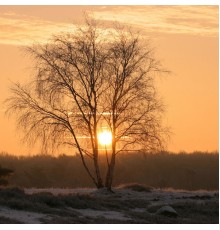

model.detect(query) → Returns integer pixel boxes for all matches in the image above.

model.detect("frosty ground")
[0,185,218,224]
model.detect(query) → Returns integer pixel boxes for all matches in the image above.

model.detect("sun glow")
[98,130,112,146]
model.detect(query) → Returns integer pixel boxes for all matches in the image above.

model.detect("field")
[0,152,218,224]
[0,186,218,224]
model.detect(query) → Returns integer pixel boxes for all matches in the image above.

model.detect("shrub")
[0,187,25,198]
[0,165,13,186]
[117,183,153,192]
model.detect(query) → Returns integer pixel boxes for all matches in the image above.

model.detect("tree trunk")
[94,160,103,188]
[93,148,103,188]
[105,155,115,190]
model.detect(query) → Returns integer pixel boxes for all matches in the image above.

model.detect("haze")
[0,5,218,155]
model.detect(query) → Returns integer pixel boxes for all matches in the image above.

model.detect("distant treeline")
[0,151,218,190]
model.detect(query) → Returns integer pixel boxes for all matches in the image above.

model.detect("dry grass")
[0,216,23,224]
[117,183,153,192]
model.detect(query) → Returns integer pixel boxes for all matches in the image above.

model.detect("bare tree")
[6,18,169,190]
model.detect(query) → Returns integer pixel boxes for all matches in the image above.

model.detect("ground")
[0,185,219,224]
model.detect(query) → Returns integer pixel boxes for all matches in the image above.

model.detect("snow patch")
[73,208,131,221]
[0,206,48,224]
[131,208,147,213]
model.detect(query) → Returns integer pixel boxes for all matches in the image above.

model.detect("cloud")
[0,12,76,45]
[90,6,218,37]
[0,6,218,46]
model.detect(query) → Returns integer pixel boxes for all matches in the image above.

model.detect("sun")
[98,130,112,146]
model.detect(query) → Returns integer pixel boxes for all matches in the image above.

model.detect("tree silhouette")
[6,18,169,190]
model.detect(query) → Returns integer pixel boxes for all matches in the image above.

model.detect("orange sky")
[0,5,218,155]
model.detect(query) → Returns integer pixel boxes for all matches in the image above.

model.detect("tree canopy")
[6,18,169,189]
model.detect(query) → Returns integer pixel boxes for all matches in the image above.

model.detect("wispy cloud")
[0,6,218,46]
[0,12,76,45]
[90,6,218,37]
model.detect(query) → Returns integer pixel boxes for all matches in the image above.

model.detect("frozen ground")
[0,206,47,224]
[0,186,219,224]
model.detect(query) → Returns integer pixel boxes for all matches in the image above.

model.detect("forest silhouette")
[0,151,218,190]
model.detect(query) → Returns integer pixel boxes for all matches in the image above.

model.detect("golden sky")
[0,5,218,155]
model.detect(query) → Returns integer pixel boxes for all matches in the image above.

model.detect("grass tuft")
[117,183,153,192]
